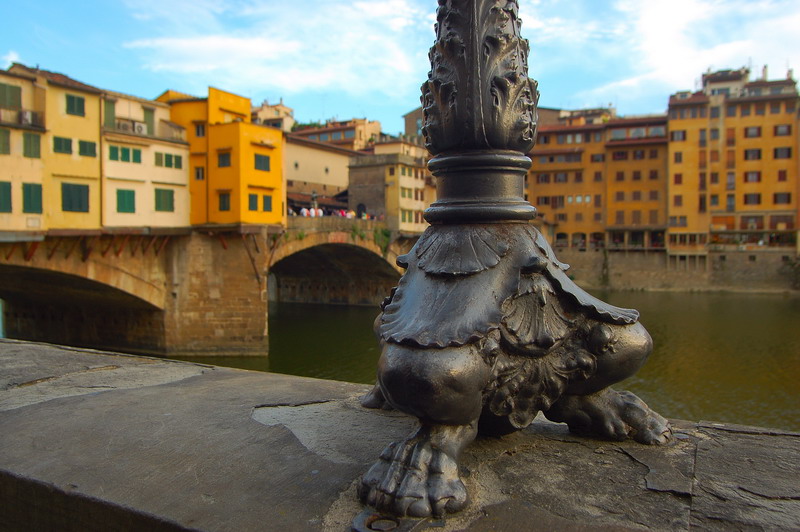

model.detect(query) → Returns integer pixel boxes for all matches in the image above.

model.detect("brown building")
[292,118,381,152]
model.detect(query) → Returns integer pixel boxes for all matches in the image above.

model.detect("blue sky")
[4,0,799,134]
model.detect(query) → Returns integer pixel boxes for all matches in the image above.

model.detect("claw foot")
[358,426,473,518]
[545,388,672,445]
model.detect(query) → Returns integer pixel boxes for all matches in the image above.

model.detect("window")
[121,147,131,162]
[66,94,85,116]
[770,102,781,114]
[78,141,96,157]
[0,128,9,155]
[612,150,628,160]
[116,189,135,213]
[744,126,761,138]
[62,183,89,212]
[633,150,645,160]
[155,188,174,212]
[710,194,719,207]
[774,193,791,205]
[774,147,792,159]
[744,171,761,183]
[632,191,642,201]
[27,128,49,156]
[0,181,10,212]
[165,153,173,168]
[649,190,659,201]
[755,103,765,116]
[133,149,142,163]
[0,83,22,109]
[219,193,230,211]
[615,191,625,201]
[594,212,602,222]
[53,136,72,154]
[143,108,154,135]
[673,195,683,207]
[218,152,231,167]
[649,170,658,180]
[590,153,605,162]
[110,146,119,161]
[778,170,787,182]
[649,149,658,159]
[632,170,641,181]
[593,171,602,182]
[262,195,272,212]
[195,167,205,180]
[537,174,550,184]
[673,173,683,185]
[344,130,355,139]
[740,104,751,117]
[574,172,583,183]
[22,183,42,213]
[248,193,258,211]
[710,106,720,118]
[743,193,761,205]
[615,211,624,224]
[744,149,761,160]
[710,128,719,140]
[674,151,683,163]
[594,194,601,207]
[332,132,342,140]
[670,130,686,141]
[195,123,206,137]
[319,133,329,141]
[774,124,791,136]
[555,172,567,183]
[616,171,624,181]
[255,154,270,171]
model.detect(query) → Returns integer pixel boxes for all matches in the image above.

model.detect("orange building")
[667,67,799,256]
[527,112,667,250]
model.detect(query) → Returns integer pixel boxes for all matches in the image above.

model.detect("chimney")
[788,68,795,81]
[762,65,768,80]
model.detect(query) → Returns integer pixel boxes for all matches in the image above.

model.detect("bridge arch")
[269,242,401,306]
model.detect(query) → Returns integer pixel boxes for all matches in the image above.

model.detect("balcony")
[105,117,186,142]
[0,108,44,129]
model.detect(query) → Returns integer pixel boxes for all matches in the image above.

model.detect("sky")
[3,0,799,135]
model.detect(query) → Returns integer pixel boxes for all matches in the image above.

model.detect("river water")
[176,292,800,432]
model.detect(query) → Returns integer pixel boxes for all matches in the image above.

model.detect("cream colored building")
[252,99,295,132]
[0,69,46,237]
[284,135,358,197]
[102,90,190,228]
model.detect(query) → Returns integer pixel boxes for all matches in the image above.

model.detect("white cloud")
[2,50,20,68]
[123,0,433,101]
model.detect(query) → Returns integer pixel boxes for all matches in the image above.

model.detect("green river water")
[176,291,800,432]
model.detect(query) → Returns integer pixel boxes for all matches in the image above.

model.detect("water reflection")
[177,293,800,432]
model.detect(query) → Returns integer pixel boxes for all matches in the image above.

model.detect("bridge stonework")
[0,220,416,356]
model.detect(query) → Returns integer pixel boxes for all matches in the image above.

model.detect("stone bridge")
[0,219,418,356]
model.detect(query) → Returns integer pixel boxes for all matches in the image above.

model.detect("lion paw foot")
[358,436,468,517]
[546,389,672,445]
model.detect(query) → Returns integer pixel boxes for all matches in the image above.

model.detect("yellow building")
[9,64,103,231]
[668,67,800,254]
[348,138,434,233]
[157,88,285,227]
[102,90,190,228]
[293,118,381,152]
[0,69,46,237]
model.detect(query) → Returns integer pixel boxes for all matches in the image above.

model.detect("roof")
[285,134,363,156]
[606,115,667,126]
[702,68,749,84]
[538,123,605,133]
[669,92,709,106]
[9,63,102,94]
[104,88,169,107]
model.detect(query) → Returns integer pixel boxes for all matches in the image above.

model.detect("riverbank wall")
[558,248,798,292]
[2,339,799,531]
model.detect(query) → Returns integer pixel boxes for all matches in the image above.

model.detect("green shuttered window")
[248,193,258,211]
[0,181,11,212]
[117,189,135,213]
[23,183,42,213]
[66,94,85,116]
[155,188,174,212]
[23,132,40,158]
[218,152,231,168]
[262,195,272,212]
[54,136,72,154]
[219,193,230,211]
[0,129,10,154]
[255,154,270,171]
[0,83,22,110]
[78,140,96,157]
[62,183,89,212]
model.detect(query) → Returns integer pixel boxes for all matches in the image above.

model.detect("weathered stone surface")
[1,339,798,531]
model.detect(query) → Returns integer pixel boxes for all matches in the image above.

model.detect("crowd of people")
[290,207,382,220]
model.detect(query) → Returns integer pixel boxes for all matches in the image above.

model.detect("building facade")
[158,88,285,227]
[292,118,381,152]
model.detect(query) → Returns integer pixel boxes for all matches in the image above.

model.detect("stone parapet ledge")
[1,338,798,531]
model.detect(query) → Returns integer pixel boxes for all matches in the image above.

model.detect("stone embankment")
[1,339,798,530]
